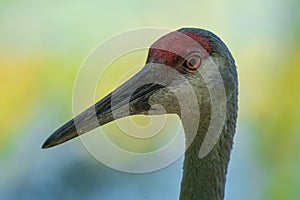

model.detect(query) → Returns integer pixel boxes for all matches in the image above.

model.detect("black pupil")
[188,58,197,66]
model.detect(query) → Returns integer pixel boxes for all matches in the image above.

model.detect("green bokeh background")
[1,0,299,199]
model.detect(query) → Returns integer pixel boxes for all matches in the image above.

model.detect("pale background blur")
[1,0,299,199]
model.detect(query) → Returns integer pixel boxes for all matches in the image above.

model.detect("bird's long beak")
[42,64,169,149]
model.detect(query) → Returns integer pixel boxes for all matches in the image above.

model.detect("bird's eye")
[183,54,202,70]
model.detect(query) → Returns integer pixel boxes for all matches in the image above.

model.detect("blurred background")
[1,0,299,199]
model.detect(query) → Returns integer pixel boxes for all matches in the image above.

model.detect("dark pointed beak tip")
[41,131,66,149]
[41,138,54,149]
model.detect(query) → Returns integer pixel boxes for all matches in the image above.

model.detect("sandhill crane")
[42,28,238,200]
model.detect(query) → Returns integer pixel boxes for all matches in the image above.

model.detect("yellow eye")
[184,55,202,70]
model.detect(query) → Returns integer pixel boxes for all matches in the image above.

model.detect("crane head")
[42,28,237,149]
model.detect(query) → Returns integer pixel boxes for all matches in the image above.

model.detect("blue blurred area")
[0,105,183,200]
[226,125,267,200]
[0,105,265,200]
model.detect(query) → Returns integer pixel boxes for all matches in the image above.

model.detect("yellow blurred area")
[0,57,38,149]
[0,55,78,151]
[95,50,147,99]
[102,115,181,153]
[257,48,300,200]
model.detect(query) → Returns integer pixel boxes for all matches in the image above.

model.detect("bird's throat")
[179,103,237,200]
